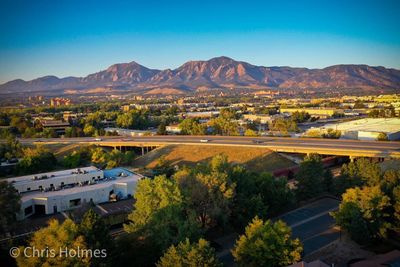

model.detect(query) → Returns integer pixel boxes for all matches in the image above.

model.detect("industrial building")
[280,108,344,118]
[7,166,143,220]
[311,118,400,141]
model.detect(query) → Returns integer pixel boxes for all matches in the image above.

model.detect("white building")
[104,127,156,136]
[166,124,181,134]
[310,118,400,141]
[7,167,143,220]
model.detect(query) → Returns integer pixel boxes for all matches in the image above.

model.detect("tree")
[332,186,391,244]
[78,209,113,267]
[244,129,257,136]
[105,149,125,168]
[0,181,20,235]
[116,110,147,129]
[295,153,326,200]
[174,155,236,228]
[125,176,201,253]
[90,147,107,165]
[157,122,167,135]
[341,158,381,186]
[125,175,183,231]
[179,118,206,135]
[269,118,298,135]
[16,219,91,267]
[291,111,310,123]
[232,217,302,267]
[377,132,388,141]
[231,167,294,228]
[157,238,222,267]
[17,146,57,174]
[83,124,96,136]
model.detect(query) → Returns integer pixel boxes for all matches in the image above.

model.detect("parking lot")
[275,197,340,255]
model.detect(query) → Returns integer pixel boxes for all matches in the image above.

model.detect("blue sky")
[0,0,399,83]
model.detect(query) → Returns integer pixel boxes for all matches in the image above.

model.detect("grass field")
[132,144,296,173]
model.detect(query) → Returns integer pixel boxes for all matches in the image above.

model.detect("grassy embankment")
[133,144,296,173]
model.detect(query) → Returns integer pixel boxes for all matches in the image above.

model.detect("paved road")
[276,197,341,256]
[14,135,400,158]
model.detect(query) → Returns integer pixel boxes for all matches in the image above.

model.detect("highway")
[14,135,400,158]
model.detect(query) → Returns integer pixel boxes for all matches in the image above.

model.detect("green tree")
[17,146,57,174]
[83,124,96,136]
[232,217,302,267]
[116,110,148,129]
[157,122,167,135]
[295,153,326,200]
[174,155,236,228]
[125,175,183,231]
[332,186,391,244]
[16,219,91,267]
[231,167,294,228]
[269,118,298,135]
[244,129,257,136]
[377,132,388,141]
[179,118,206,135]
[341,158,381,186]
[90,147,107,166]
[78,209,113,267]
[157,238,222,267]
[0,181,21,235]
[125,176,201,252]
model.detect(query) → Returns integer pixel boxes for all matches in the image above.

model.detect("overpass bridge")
[18,136,400,159]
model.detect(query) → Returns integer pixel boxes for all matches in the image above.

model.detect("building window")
[69,198,81,208]
[24,206,33,216]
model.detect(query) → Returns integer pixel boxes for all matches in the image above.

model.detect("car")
[200,139,210,143]
[252,140,264,144]
[94,138,102,141]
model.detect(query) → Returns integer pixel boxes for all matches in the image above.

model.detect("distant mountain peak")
[0,57,399,95]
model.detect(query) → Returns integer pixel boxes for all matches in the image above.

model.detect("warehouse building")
[312,118,400,141]
[7,166,143,220]
[280,108,344,118]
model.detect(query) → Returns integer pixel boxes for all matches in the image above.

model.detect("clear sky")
[0,0,399,84]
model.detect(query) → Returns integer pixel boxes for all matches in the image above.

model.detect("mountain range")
[1,56,400,95]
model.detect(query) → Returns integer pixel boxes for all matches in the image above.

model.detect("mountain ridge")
[1,56,399,94]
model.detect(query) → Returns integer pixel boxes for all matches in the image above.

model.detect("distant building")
[7,167,143,220]
[243,114,285,124]
[104,127,156,136]
[37,119,70,135]
[50,97,71,107]
[182,111,220,118]
[310,118,400,141]
[280,108,344,118]
[166,124,181,134]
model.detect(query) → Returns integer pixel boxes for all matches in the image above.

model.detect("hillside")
[132,144,296,173]
[1,56,399,95]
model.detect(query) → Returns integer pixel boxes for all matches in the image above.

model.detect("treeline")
[0,139,136,177]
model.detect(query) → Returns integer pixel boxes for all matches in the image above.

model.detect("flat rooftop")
[6,166,100,185]
[20,168,142,202]
[322,118,400,134]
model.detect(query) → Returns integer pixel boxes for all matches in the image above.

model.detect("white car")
[200,139,210,143]
[94,138,102,141]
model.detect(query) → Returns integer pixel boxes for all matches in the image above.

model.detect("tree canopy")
[232,217,302,267]
[157,238,222,267]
